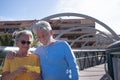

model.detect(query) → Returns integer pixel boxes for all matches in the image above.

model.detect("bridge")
[73,49,108,80]
[40,13,120,80]
[0,47,108,80]
[0,12,120,80]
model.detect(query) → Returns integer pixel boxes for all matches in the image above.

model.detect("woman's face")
[17,34,33,51]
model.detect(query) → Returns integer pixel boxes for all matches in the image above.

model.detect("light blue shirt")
[34,40,79,80]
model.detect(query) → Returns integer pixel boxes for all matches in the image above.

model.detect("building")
[47,19,96,49]
[0,20,38,35]
[0,19,112,49]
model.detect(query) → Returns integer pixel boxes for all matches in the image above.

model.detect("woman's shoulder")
[28,52,39,57]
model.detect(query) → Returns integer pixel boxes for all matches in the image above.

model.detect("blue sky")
[0,0,58,20]
[0,0,120,34]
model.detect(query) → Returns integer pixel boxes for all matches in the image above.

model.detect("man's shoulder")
[29,53,39,57]
[56,40,67,44]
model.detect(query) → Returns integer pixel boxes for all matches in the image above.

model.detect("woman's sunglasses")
[20,40,31,45]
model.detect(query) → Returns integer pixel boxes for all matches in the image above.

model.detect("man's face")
[36,30,51,45]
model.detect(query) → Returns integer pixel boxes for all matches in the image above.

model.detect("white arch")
[41,12,120,40]
[70,33,113,47]
[55,27,114,41]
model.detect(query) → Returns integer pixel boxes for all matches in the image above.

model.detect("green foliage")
[31,39,41,48]
[0,28,41,47]
[31,31,42,47]
[0,33,14,46]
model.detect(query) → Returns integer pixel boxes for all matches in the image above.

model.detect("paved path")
[79,64,106,80]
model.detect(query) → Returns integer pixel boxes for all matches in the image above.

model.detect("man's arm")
[6,51,16,59]
[64,41,80,80]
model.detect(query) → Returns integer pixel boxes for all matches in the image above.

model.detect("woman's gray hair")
[13,30,33,43]
[32,21,52,34]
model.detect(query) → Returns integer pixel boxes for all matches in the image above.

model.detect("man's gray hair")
[32,21,52,34]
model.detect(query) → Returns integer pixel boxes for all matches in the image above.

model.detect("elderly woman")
[2,30,42,80]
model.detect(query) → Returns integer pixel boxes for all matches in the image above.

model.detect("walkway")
[79,64,106,80]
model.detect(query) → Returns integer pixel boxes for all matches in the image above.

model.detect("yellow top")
[2,54,41,80]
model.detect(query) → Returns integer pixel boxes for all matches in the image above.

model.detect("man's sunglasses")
[20,40,31,45]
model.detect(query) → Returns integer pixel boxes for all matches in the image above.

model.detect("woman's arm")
[2,67,27,80]
[30,72,42,80]
[2,71,18,80]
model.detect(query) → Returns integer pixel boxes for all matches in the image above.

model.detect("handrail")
[0,46,106,70]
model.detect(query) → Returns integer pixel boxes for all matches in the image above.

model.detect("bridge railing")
[73,49,106,70]
[0,46,107,73]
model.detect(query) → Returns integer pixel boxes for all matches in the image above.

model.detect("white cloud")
[0,16,28,21]
[55,0,120,34]
[0,16,16,21]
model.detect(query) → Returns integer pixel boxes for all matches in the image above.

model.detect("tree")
[0,33,14,46]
